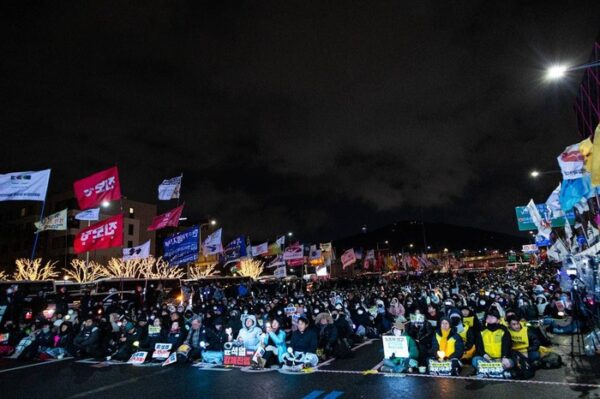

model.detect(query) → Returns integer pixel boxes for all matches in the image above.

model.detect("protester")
[472,309,514,374]
[381,320,419,373]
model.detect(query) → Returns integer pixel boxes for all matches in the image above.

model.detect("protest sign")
[477,362,505,378]
[382,335,409,359]
[152,343,172,359]
[127,351,148,365]
[428,361,452,376]
[223,346,255,366]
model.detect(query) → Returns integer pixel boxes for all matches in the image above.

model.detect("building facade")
[0,192,157,274]
[575,33,600,138]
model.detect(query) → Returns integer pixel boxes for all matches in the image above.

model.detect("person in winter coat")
[381,321,419,373]
[388,297,405,319]
[46,322,75,359]
[261,318,287,366]
[429,317,465,375]
[73,317,102,358]
[166,321,186,349]
[288,316,319,368]
[184,318,208,361]
[472,309,514,373]
[445,310,475,362]
[315,312,338,358]
[236,315,263,351]
[111,322,143,361]
[142,317,168,355]
[203,317,228,364]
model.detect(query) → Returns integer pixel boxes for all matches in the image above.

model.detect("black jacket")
[290,328,318,353]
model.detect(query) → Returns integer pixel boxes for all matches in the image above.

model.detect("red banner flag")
[74,166,121,210]
[147,204,184,231]
[74,214,123,254]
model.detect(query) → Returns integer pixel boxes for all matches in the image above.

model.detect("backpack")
[540,352,562,369]
[513,352,535,380]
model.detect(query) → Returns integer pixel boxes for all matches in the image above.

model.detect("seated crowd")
[0,266,571,377]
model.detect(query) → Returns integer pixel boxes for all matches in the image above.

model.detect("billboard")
[514,204,575,231]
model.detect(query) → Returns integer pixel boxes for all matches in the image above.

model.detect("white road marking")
[0,357,73,374]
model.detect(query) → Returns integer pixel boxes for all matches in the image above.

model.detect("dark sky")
[1,1,600,243]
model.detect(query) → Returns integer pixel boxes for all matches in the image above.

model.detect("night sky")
[1,2,600,242]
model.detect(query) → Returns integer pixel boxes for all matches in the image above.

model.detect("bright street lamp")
[545,61,600,81]
[101,200,110,208]
[210,219,217,226]
[530,170,540,178]
[546,65,567,80]
[287,232,293,237]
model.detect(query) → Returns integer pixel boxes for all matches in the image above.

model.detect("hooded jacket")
[236,315,263,350]
[430,322,465,360]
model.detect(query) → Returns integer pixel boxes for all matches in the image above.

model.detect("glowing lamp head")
[546,65,567,80]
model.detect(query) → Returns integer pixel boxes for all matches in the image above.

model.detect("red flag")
[74,167,121,210]
[147,204,184,231]
[74,214,123,254]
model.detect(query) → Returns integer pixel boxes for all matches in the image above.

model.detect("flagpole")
[30,199,47,260]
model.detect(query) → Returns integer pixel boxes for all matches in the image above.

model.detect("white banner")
[274,265,287,279]
[203,228,223,255]
[267,254,285,268]
[557,143,586,180]
[35,208,67,232]
[158,175,182,200]
[0,169,50,202]
[276,236,285,246]
[526,199,552,238]
[251,242,268,257]
[522,244,538,253]
[75,207,100,221]
[122,240,151,260]
[283,245,303,261]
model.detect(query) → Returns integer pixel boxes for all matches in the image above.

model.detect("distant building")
[0,192,156,272]
[575,33,600,138]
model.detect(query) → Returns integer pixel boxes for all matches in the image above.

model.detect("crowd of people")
[0,264,582,378]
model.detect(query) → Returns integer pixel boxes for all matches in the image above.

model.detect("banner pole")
[85,220,91,266]
[30,199,47,260]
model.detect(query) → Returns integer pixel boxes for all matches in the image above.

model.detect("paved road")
[1,339,600,399]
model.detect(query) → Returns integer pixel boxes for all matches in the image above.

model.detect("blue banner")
[163,226,199,266]
[224,236,247,264]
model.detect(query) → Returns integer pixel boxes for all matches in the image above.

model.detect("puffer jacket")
[236,315,263,350]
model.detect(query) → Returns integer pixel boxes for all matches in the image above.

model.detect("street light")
[545,61,600,81]
[546,65,567,80]
[101,200,110,208]
[529,170,560,178]
[210,219,217,226]
[287,232,293,237]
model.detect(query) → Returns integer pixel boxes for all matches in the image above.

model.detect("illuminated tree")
[105,257,145,278]
[147,257,185,279]
[64,259,107,283]
[13,258,59,281]
[0,270,8,281]
[236,258,264,280]
[188,262,220,279]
